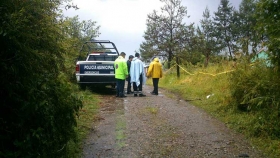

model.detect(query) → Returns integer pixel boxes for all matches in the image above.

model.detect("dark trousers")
[133,74,143,92]
[116,79,125,96]
[152,78,159,95]
[127,76,132,92]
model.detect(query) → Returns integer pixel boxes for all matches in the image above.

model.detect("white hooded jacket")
[130,57,146,86]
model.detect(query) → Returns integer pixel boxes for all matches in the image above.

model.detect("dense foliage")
[228,0,280,140]
[256,0,280,70]
[229,59,280,138]
[0,0,83,157]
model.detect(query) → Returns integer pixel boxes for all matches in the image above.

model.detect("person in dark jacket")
[126,55,134,94]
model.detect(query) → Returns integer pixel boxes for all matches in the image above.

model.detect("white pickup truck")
[75,40,119,88]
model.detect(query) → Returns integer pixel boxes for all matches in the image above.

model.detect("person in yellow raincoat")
[146,57,163,95]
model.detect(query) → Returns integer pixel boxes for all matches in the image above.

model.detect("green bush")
[229,59,280,138]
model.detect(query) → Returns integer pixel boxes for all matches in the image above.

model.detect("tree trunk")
[176,56,180,78]
[227,42,232,59]
[204,53,210,67]
[168,51,172,69]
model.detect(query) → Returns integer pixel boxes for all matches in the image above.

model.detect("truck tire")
[79,83,87,90]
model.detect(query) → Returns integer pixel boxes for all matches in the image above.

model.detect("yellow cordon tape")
[165,64,235,77]
[164,60,262,77]
[164,64,177,73]
[177,64,195,76]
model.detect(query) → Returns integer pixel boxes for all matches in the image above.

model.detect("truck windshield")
[87,55,118,61]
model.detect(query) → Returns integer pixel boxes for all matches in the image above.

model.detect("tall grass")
[156,60,280,158]
[159,61,233,114]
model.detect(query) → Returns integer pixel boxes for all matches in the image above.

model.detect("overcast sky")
[63,0,242,59]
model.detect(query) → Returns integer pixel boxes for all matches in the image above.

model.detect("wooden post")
[176,56,180,78]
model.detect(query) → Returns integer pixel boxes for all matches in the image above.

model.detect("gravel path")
[82,85,264,158]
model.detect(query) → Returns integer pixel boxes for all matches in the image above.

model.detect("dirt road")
[81,85,263,158]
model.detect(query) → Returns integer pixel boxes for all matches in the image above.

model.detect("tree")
[235,0,261,56]
[0,0,82,157]
[60,16,100,81]
[138,40,159,62]
[178,23,199,60]
[197,7,221,67]
[61,15,100,56]
[62,16,100,41]
[256,0,280,70]
[212,0,237,58]
[140,0,191,68]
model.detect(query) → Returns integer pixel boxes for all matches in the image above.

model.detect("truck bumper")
[77,75,116,83]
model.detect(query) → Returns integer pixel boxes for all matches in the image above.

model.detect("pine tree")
[141,0,191,68]
[235,0,260,56]
[212,0,237,58]
[198,7,221,66]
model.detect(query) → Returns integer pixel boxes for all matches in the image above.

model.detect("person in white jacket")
[130,53,146,97]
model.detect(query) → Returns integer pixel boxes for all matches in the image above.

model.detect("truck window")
[87,55,118,61]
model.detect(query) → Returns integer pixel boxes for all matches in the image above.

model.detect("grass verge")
[67,88,100,157]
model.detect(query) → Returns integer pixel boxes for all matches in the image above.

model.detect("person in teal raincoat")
[130,53,146,97]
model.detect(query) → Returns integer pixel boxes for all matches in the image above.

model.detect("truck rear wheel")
[79,83,87,90]
[111,84,116,89]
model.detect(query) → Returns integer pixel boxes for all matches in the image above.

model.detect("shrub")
[229,59,280,138]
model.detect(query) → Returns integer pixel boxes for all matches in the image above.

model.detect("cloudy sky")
[63,0,242,59]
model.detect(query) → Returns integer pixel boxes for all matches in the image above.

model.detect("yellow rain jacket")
[147,58,163,78]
